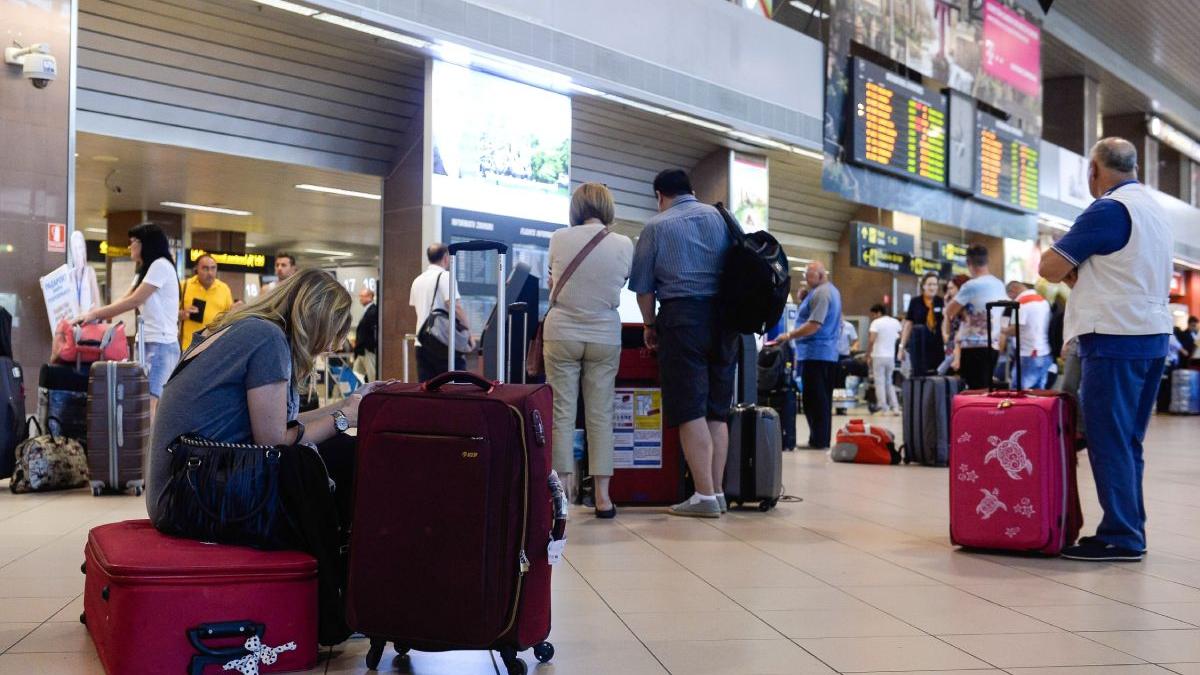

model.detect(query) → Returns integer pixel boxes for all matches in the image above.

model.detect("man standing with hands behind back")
[179,254,234,351]
[1039,137,1174,562]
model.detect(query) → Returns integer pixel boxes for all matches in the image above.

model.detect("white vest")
[1064,182,1174,344]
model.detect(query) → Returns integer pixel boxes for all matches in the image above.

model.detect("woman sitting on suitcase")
[145,268,392,529]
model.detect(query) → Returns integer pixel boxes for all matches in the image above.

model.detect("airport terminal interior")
[2,0,1200,673]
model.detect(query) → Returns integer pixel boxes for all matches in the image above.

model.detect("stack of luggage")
[756,342,797,450]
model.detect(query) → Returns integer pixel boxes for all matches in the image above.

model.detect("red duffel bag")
[832,419,900,464]
[53,320,129,366]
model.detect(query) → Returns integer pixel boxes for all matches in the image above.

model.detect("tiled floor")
[2,414,1199,674]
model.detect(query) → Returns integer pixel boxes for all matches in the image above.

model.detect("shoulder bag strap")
[550,228,609,307]
[429,272,446,314]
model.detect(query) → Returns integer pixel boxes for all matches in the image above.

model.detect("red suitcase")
[82,520,318,675]
[346,241,565,675]
[949,301,1083,555]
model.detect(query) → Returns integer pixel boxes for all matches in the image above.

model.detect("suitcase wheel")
[364,639,386,670]
[534,641,555,663]
[500,648,528,675]
[79,612,86,625]
[80,562,86,575]
[758,501,773,512]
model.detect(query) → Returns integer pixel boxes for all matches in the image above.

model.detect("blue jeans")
[145,341,181,399]
[1079,355,1164,552]
[1019,354,1052,390]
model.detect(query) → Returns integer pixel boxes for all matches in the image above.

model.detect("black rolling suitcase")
[0,307,24,479]
[757,343,796,450]
[37,364,89,443]
[901,376,965,466]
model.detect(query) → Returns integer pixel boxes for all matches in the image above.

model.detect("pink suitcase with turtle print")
[949,301,1083,556]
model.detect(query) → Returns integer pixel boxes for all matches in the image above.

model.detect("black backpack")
[756,343,791,394]
[715,203,791,335]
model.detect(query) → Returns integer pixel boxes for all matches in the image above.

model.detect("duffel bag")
[11,416,90,493]
[832,419,899,465]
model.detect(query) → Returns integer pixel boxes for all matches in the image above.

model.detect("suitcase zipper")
[383,431,486,442]
[497,403,531,642]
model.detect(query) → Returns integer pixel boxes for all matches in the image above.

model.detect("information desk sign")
[851,57,948,187]
[975,110,1039,212]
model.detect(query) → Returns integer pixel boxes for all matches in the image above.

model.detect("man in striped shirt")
[630,169,736,518]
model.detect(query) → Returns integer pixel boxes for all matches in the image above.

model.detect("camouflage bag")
[11,417,89,494]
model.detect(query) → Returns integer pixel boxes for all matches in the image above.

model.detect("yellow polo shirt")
[180,276,234,350]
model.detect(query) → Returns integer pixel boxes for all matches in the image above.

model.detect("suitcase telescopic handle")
[448,240,509,255]
[422,371,496,393]
[985,300,1022,393]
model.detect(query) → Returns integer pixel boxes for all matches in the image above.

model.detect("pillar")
[380,104,425,380]
[1102,114,1159,188]
[1043,76,1101,156]
[0,0,74,410]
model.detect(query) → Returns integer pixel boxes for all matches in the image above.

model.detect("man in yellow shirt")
[179,254,234,350]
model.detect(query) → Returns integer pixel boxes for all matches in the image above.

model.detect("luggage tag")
[547,537,566,566]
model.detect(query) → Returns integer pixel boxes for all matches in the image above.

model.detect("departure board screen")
[851,57,947,187]
[975,110,1039,212]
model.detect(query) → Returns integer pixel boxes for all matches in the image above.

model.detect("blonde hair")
[207,269,352,383]
[569,182,615,226]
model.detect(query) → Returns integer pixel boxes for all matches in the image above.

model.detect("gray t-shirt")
[146,317,297,525]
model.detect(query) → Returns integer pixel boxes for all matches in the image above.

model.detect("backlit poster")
[613,388,663,470]
[729,152,769,233]
[982,0,1041,98]
[431,60,571,224]
[1003,237,1036,284]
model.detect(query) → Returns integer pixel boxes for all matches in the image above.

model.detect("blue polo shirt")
[1051,180,1168,360]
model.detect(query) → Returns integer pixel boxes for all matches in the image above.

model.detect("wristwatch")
[331,409,350,433]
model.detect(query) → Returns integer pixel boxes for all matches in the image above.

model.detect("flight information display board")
[975,110,1039,212]
[851,57,947,187]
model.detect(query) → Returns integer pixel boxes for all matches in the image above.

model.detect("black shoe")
[1061,541,1144,562]
[1076,535,1146,555]
[594,505,617,519]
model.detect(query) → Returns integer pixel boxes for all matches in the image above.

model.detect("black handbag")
[159,434,290,549]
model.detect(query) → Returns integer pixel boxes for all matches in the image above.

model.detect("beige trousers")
[543,339,621,477]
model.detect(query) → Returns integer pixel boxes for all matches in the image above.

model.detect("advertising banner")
[39,264,78,333]
[729,152,769,233]
[982,0,1041,98]
[613,388,663,470]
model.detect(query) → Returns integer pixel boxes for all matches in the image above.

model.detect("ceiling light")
[295,184,381,200]
[570,83,604,97]
[250,0,319,16]
[666,112,731,133]
[313,13,429,49]
[245,242,258,248]
[789,146,824,160]
[728,130,792,151]
[789,0,829,19]
[304,247,353,257]
[92,155,119,163]
[85,227,106,234]
[160,201,252,216]
[1147,116,1200,164]
[601,93,671,116]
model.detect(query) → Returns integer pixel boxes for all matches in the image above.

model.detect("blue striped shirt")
[629,195,732,300]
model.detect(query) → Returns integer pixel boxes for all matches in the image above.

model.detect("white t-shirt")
[137,258,181,344]
[409,265,451,343]
[1014,290,1052,357]
[955,274,1008,349]
[869,315,902,358]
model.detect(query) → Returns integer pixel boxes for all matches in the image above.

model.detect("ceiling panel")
[1051,0,1200,114]
[75,133,382,265]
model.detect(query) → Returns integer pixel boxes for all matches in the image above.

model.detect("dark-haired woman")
[899,272,945,377]
[80,223,181,417]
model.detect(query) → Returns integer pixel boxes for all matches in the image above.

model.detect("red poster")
[982,0,1041,97]
[47,222,66,253]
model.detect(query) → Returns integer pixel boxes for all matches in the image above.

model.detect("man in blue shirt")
[773,262,842,449]
[1040,137,1174,562]
[944,244,1008,390]
[630,169,735,518]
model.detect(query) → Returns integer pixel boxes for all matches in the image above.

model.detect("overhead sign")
[851,226,963,277]
[982,0,1042,98]
[187,248,275,275]
[852,222,915,256]
[976,109,1039,212]
[851,57,947,188]
[934,240,971,277]
[99,240,130,258]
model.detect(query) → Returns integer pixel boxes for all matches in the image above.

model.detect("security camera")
[5,43,57,89]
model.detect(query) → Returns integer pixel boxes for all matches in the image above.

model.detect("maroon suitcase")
[82,520,318,675]
[346,240,565,675]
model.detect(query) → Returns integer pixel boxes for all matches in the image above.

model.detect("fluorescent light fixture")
[1147,116,1200,164]
[313,13,429,49]
[570,83,605,97]
[602,93,671,116]
[1037,214,1073,233]
[728,130,792,151]
[789,0,829,19]
[160,201,252,216]
[295,184,381,200]
[250,0,319,16]
[790,146,824,160]
[304,247,353,257]
[245,242,258,248]
[666,112,731,133]
[84,227,106,234]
